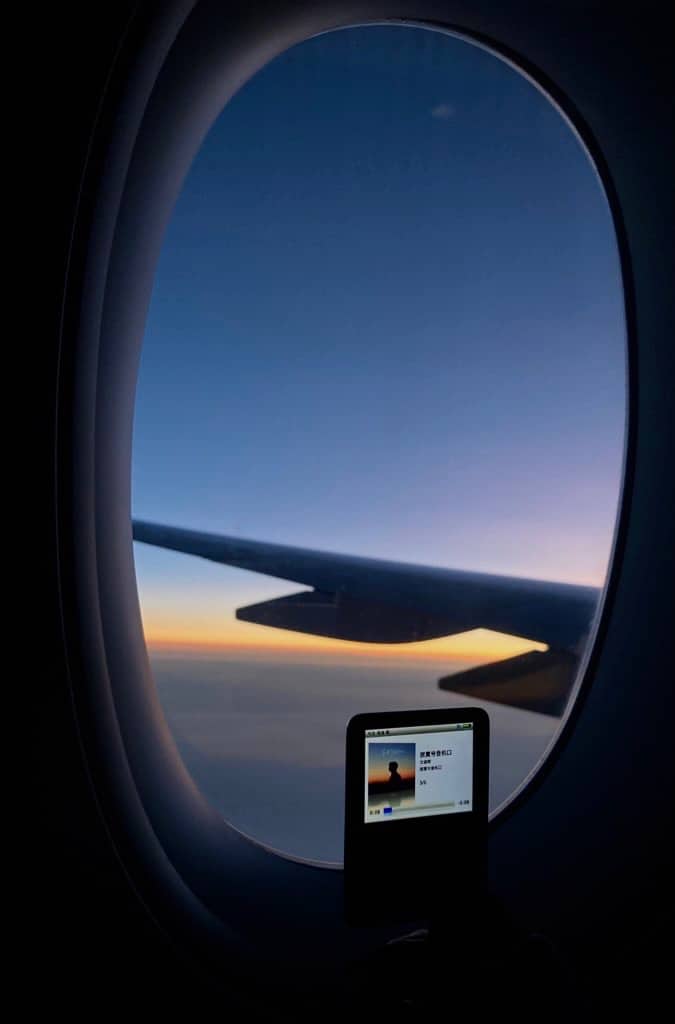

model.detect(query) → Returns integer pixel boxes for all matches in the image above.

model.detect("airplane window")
[132,24,625,864]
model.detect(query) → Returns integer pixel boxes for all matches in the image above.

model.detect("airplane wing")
[132,519,599,715]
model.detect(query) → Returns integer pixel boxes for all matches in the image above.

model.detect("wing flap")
[438,648,579,716]
[237,589,479,644]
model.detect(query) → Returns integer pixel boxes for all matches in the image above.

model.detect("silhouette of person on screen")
[387,761,403,790]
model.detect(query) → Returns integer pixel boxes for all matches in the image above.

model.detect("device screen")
[364,721,473,823]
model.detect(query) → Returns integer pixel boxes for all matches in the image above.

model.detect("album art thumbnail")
[367,742,416,799]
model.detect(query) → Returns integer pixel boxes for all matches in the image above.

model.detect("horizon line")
[143,628,548,662]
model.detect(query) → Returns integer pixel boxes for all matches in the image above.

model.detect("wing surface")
[132,519,598,652]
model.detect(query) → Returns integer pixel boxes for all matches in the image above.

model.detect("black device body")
[344,707,489,927]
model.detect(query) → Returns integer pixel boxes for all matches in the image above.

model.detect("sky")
[131,25,626,861]
[132,24,625,658]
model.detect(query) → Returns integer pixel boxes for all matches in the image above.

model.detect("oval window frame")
[58,0,636,979]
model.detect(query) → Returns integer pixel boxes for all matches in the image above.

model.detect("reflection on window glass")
[132,25,625,863]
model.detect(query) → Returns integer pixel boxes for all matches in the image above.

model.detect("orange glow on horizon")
[141,604,547,663]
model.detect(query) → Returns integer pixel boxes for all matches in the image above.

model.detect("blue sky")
[132,24,625,651]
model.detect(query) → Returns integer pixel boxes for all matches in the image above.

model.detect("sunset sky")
[132,24,625,661]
